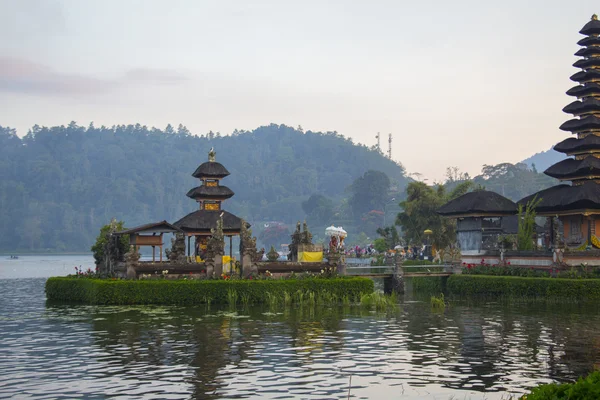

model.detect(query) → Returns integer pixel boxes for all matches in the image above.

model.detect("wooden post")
[187,236,191,260]
[152,246,155,262]
[159,245,163,262]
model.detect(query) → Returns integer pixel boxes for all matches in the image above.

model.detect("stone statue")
[288,222,302,261]
[166,232,187,264]
[301,221,313,245]
[206,215,225,276]
[208,147,216,162]
[124,245,141,279]
[239,219,259,275]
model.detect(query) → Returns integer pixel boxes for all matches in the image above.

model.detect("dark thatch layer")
[192,161,230,178]
[518,182,600,213]
[567,83,600,98]
[563,98,600,115]
[116,220,182,235]
[578,36,600,47]
[573,57,600,69]
[570,69,600,83]
[544,156,600,179]
[186,185,235,200]
[554,135,600,154]
[575,47,600,57]
[437,190,517,217]
[580,16,600,35]
[173,210,246,233]
[559,115,600,133]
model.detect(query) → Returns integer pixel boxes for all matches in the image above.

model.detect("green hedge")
[522,370,600,399]
[45,277,374,305]
[410,276,447,294]
[447,275,600,300]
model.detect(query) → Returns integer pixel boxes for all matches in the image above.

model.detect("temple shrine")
[173,148,245,262]
[520,14,600,249]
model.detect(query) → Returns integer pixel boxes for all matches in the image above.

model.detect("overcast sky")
[0,0,597,181]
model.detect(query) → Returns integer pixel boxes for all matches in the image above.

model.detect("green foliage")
[411,276,447,294]
[373,238,388,253]
[397,180,473,248]
[359,291,398,310]
[430,293,446,310]
[45,277,374,305]
[376,225,401,249]
[90,220,129,264]
[475,162,557,202]
[0,123,408,252]
[521,370,600,400]
[517,196,542,250]
[302,194,334,227]
[349,170,391,222]
[259,224,290,249]
[446,275,600,300]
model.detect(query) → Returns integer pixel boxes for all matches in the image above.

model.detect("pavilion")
[173,148,246,261]
[519,14,600,249]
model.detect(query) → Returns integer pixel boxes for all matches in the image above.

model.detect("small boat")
[9,255,19,259]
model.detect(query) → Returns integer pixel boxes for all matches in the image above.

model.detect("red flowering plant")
[71,265,98,278]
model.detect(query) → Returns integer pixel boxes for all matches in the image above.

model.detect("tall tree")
[348,170,391,219]
[396,180,473,248]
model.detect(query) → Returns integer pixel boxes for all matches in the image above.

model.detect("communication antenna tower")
[375,132,381,152]
[388,133,392,159]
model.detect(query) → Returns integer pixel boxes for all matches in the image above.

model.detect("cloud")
[0,57,189,96]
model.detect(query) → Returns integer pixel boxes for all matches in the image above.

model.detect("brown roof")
[519,182,600,213]
[437,190,517,217]
[115,220,182,235]
[173,210,248,234]
[192,161,230,179]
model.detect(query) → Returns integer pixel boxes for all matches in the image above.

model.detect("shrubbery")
[446,275,600,300]
[521,370,600,399]
[45,277,374,305]
[462,261,600,279]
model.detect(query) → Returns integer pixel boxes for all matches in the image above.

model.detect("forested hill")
[0,123,408,252]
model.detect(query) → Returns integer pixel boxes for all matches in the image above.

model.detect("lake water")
[1,256,599,399]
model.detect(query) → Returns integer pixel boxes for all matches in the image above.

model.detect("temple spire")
[208,147,216,162]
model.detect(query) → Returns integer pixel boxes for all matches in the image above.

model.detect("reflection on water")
[1,279,600,399]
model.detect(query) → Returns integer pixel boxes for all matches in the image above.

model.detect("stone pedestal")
[326,252,346,275]
[214,255,223,277]
[126,265,137,279]
[392,257,405,294]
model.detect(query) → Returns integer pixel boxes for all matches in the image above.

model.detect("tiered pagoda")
[173,148,245,258]
[520,14,600,248]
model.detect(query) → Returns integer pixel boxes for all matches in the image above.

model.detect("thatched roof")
[563,98,600,115]
[518,182,600,214]
[186,185,234,200]
[437,190,517,217]
[115,220,182,235]
[554,135,600,154]
[573,57,600,69]
[544,156,600,180]
[559,115,600,133]
[575,47,600,57]
[580,15,600,35]
[566,83,600,98]
[578,36,600,47]
[192,161,230,179]
[570,69,600,84]
[173,210,247,234]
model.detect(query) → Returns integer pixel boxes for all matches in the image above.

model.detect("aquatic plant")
[521,370,600,399]
[430,293,445,310]
[226,289,238,307]
[359,291,397,310]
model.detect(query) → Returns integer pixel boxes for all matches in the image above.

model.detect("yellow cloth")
[222,256,235,273]
[195,256,203,263]
[298,251,323,263]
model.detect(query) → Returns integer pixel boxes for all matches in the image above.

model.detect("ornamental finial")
[593,14,598,21]
[208,147,216,162]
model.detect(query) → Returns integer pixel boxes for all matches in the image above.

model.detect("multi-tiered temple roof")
[521,14,600,215]
[174,149,244,235]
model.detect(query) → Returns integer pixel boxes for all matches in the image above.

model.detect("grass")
[430,293,446,310]
[359,291,398,310]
